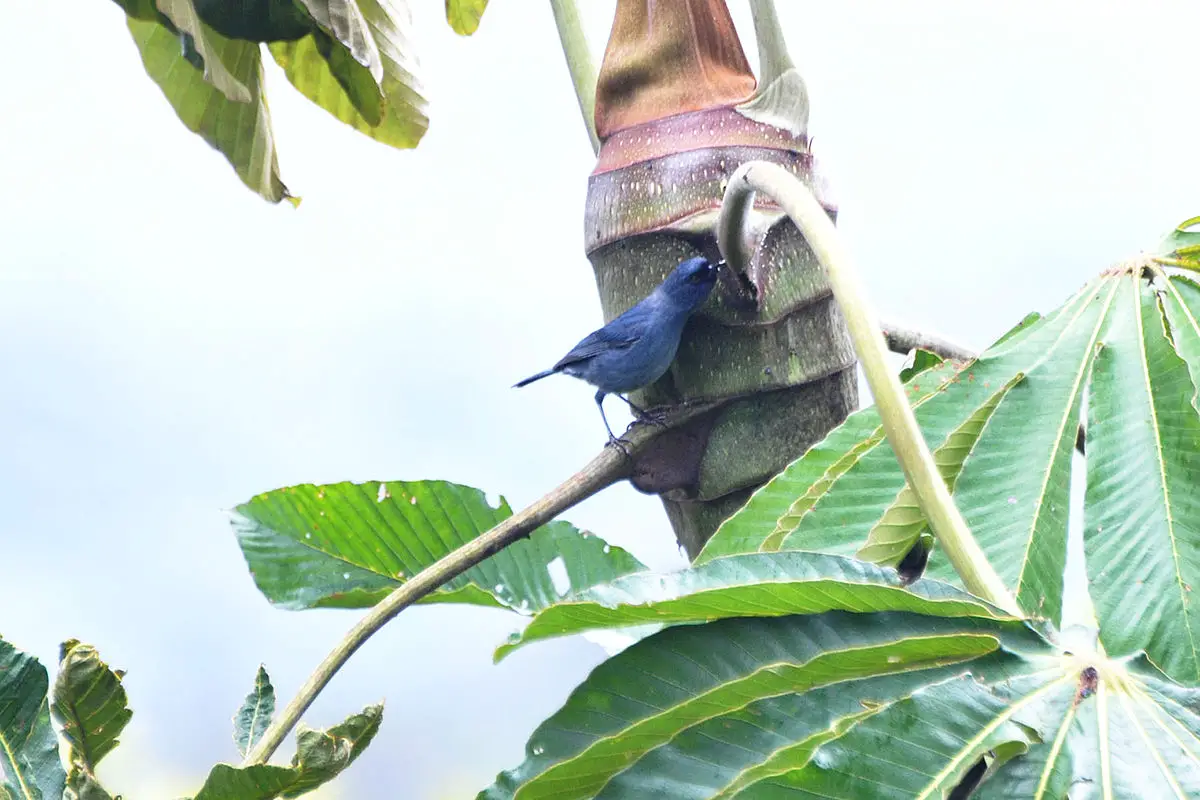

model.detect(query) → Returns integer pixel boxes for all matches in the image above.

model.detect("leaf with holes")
[0,638,66,800]
[233,480,645,614]
[495,552,1015,662]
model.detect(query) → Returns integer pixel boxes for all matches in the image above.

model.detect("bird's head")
[659,256,720,312]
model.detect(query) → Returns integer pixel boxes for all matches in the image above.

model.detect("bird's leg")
[615,394,668,428]
[595,391,631,453]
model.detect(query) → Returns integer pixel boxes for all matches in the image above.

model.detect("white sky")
[2,1,1198,797]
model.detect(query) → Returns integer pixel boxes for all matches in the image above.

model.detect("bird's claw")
[606,434,634,456]
[634,406,670,429]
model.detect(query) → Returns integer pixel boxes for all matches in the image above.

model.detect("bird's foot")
[605,433,634,456]
[634,406,670,429]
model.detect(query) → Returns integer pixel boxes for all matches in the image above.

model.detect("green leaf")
[0,638,66,800]
[857,372,1023,567]
[898,347,944,383]
[193,764,299,800]
[485,604,1200,799]
[127,15,292,203]
[269,0,428,149]
[282,703,382,797]
[233,666,275,758]
[445,0,488,35]
[1084,278,1200,684]
[191,0,314,41]
[233,480,645,613]
[495,552,1015,662]
[195,703,381,799]
[295,0,382,76]
[63,768,116,800]
[702,276,1123,625]
[696,358,966,563]
[1154,214,1200,266]
[157,0,253,102]
[480,613,1050,800]
[50,640,131,780]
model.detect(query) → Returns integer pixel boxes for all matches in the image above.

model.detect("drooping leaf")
[282,703,382,797]
[270,32,384,127]
[51,640,132,779]
[269,0,428,148]
[233,666,275,758]
[127,15,292,203]
[1084,277,1200,684]
[193,764,299,800]
[233,480,645,613]
[191,0,313,41]
[156,0,253,102]
[480,612,1052,800]
[445,0,488,35]
[857,372,1023,567]
[0,638,66,800]
[495,552,1014,661]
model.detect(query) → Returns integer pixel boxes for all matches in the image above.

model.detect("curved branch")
[880,321,976,363]
[718,160,1021,616]
[243,399,721,765]
[550,0,599,153]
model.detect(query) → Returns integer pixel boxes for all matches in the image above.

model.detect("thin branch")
[550,0,600,153]
[718,160,1021,616]
[243,400,721,765]
[880,321,976,363]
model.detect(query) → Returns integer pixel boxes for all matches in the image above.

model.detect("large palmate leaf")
[482,604,1200,799]
[701,277,1120,628]
[0,638,66,800]
[495,552,1015,661]
[127,13,291,203]
[1085,277,1200,684]
[233,480,645,613]
[481,612,1051,799]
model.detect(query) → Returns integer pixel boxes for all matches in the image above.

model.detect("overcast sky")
[3,1,1198,797]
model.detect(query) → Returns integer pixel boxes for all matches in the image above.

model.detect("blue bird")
[515,256,720,442]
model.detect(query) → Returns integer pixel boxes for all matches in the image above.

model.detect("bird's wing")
[553,310,648,370]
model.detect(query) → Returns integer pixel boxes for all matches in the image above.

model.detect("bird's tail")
[513,369,557,388]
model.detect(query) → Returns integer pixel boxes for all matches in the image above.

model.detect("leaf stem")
[242,399,722,765]
[549,0,599,153]
[718,160,1021,615]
